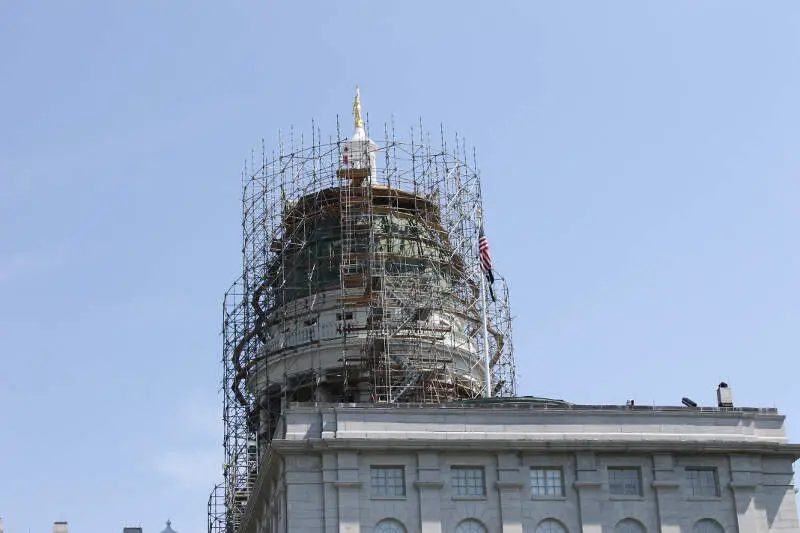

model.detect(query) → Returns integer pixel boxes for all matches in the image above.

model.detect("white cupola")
[340,87,378,184]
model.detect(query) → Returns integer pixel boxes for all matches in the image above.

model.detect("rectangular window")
[608,467,642,496]
[687,467,719,497]
[530,467,564,497]
[451,466,486,497]
[370,466,405,497]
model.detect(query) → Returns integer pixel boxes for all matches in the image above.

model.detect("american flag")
[478,222,496,302]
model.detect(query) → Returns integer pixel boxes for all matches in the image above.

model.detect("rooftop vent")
[717,381,733,408]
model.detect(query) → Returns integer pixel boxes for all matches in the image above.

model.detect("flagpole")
[478,210,492,398]
[479,265,492,398]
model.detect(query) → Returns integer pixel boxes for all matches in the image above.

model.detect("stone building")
[208,93,800,533]
[238,392,800,533]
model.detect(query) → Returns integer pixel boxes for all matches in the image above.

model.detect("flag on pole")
[478,222,496,302]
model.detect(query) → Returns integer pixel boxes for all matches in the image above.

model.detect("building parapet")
[286,399,780,415]
[276,401,790,446]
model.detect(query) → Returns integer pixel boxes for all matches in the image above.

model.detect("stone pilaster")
[650,454,681,533]
[322,452,339,533]
[573,452,603,533]
[416,451,443,533]
[729,454,765,533]
[335,451,361,533]
[496,452,524,533]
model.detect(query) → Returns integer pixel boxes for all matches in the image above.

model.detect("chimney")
[53,521,69,533]
[717,382,733,408]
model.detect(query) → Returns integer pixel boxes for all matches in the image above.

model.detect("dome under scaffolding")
[209,91,516,533]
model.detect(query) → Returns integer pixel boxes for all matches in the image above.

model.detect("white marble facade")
[240,403,800,533]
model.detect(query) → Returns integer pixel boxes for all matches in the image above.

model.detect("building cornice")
[271,438,800,458]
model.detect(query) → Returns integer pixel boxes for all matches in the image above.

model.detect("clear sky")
[1,1,798,531]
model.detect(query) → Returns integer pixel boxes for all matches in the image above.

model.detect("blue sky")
[1,1,798,531]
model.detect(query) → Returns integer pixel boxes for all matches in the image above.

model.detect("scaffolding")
[208,117,516,533]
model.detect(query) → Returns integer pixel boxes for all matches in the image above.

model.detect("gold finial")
[352,86,364,129]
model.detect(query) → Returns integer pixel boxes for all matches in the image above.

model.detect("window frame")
[608,466,643,497]
[535,518,568,533]
[454,519,488,533]
[370,465,406,498]
[615,518,646,533]
[451,466,487,498]
[693,518,724,533]
[374,518,407,533]
[530,466,565,498]
[686,467,720,498]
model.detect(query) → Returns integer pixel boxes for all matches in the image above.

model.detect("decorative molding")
[495,481,524,490]
[333,480,362,489]
[729,481,758,491]
[573,480,603,489]
[687,496,722,502]
[651,480,680,489]
[414,480,444,489]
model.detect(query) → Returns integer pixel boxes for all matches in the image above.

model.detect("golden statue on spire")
[352,87,364,129]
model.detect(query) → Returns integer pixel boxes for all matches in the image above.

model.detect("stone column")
[729,454,765,533]
[730,483,762,532]
[416,451,443,533]
[336,451,362,533]
[322,452,339,533]
[650,454,681,533]
[496,452,524,533]
[573,452,603,533]
[285,455,324,532]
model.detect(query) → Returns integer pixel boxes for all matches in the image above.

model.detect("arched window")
[375,518,406,533]
[693,519,724,533]
[615,519,645,533]
[455,519,488,533]
[535,518,567,533]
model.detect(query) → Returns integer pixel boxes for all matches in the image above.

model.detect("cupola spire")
[352,87,364,130]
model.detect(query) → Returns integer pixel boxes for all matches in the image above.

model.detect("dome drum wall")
[244,188,491,437]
